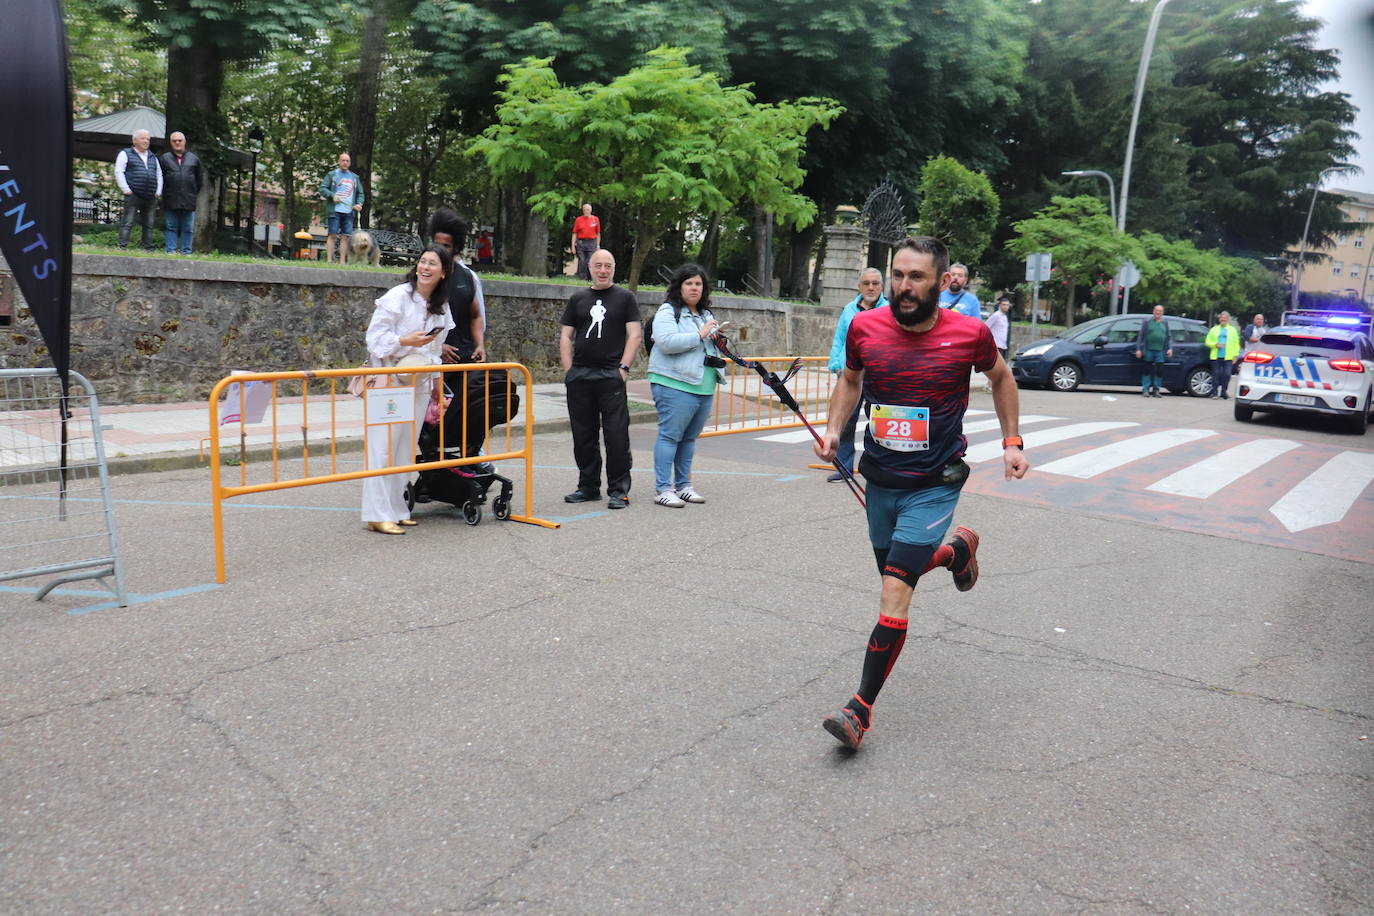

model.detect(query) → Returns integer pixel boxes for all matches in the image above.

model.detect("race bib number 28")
[869,404,930,451]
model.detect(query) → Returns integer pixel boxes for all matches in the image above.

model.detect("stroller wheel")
[404,481,416,511]
[462,501,482,526]
[493,497,511,521]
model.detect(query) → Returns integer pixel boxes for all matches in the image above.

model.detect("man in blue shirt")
[319,152,365,264]
[938,262,981,318]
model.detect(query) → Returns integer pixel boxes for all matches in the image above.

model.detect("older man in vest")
[115,129,162,251]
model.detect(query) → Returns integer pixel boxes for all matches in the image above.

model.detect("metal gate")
[0,368,128,606]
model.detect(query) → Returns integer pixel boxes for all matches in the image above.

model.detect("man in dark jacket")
[158,132,203,255]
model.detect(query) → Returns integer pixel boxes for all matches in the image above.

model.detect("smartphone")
[714,321,732,332]
[423,327,442,337]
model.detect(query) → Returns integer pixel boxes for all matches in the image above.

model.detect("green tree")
[371,58,470,234]
[225,39,351,241]
[91,0,328,248]
[1007,196,1143,325]
[1132,233,1234,315]
[991,0,1356,283]
[917,156,1000,268]
[66,1,166,118]
[470,48,840,288]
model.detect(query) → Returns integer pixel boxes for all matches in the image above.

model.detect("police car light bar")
[1280,308,1373,334]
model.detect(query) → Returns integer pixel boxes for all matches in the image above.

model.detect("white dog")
[348,230,382,266]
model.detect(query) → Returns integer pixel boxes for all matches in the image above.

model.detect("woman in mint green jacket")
[1205,311,1242,399]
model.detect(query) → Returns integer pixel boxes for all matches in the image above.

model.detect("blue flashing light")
[1327,315,1361,325]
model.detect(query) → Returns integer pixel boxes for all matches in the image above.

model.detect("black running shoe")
[948,526,980,592]
[822,706,867,749]
[564,488,601,503]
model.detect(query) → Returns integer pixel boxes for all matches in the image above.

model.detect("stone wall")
[0,255,842,404]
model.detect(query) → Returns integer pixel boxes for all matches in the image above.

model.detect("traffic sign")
[1116,260,1139,289]
[1025,252,1053,283]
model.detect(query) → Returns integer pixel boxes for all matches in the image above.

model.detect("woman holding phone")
[360,244,455,534]
[647,263,725,508]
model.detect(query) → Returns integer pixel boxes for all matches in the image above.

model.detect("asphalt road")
[1,386,1370,913]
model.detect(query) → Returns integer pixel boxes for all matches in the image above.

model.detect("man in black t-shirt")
[559,249,643,509]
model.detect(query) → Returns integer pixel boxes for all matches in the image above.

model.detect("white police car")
[1234,309,1374,433]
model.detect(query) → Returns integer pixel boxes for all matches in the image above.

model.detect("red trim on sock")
[877,614,908,630]
[923,544,953,573]
[851,694,872,712]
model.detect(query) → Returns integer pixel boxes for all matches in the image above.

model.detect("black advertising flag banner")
[0,0,73,384]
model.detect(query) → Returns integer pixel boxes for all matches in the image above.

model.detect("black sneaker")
[948,526,980,592]
[607,494,629,509]
[822,706,868,749]
[564,488,600,503]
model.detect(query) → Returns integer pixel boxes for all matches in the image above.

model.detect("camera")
[703,354,727,369]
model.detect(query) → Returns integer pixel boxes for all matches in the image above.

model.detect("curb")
[103,404,661,477]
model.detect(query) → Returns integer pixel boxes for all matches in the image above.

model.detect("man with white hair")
[114,129,162,251]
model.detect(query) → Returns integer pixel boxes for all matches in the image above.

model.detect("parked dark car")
[1011,313,1214,396]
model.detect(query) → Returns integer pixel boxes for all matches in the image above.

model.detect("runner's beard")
[892,287,940,326]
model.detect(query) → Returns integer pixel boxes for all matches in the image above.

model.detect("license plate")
[1276,393,1316,406]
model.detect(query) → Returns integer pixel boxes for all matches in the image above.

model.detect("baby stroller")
[405,367,520,525]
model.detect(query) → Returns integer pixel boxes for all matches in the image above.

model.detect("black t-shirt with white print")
[561,284,639,370]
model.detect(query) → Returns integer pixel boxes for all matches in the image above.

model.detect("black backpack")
[643,303,684,356]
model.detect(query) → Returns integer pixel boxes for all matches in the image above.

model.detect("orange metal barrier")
[698,355,833,438]
[207,362,557,584]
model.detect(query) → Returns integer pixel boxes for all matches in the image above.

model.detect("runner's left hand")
[1004,448,1029,480]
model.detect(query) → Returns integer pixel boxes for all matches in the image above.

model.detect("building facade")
[1299,187,1374,307]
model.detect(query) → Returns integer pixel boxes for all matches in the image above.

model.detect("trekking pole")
[710,333,866,508]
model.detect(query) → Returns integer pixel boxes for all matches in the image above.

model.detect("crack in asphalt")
[928,616,1374,725]
[173,691,339,914]
[455,668,834,911]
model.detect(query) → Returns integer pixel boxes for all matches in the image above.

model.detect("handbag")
[347,366,382,398]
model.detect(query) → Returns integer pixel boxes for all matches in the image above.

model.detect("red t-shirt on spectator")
[573,215,601,239]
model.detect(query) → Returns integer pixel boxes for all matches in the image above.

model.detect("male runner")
[814,236,1030,749]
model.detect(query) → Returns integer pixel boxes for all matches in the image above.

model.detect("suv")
[1011,313,1214,395]
[1235,312,1374,433]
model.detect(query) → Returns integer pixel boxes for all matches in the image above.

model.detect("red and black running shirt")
[845,306,998,486]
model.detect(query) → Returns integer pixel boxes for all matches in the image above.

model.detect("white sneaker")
[654,491,686,508]
[677,487,706,504]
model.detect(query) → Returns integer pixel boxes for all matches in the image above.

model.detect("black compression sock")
[850,614,909,727]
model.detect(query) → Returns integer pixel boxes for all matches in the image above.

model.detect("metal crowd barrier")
[0,368,129,606]
[207,362,557,584]
[699,355,834,438]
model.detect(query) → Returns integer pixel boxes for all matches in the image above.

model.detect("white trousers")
[360,376,431,523]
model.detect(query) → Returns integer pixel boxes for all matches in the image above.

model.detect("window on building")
[1357,236,1365,249]
[1332,261,1344,276]
[1352,264,1362,279]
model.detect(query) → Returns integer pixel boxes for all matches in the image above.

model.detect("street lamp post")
[1360,236,1374,307]
[1061,170,1117,226]
[1292,166,1343,309]
[244,126,264,254]
[1118,0,1174,236]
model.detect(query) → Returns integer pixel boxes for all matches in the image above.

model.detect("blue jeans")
[1212,358,1233,396]
[836,399,864,472]
[328,210,355,236]
[651,382,714,493]
[164,208,195,253]
[1140,348,1164,392]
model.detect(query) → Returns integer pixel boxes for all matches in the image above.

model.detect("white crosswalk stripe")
[741,412,1374,534]
[1037,428,1216,479]
[1146,438,1302,498]
[1269,450,1374,532]
[964,421,1138,464]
